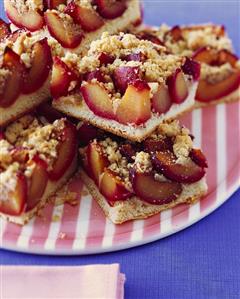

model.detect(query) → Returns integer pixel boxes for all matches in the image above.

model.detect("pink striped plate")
[1,102,240,255]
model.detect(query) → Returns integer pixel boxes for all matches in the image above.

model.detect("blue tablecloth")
[1,1,240,298]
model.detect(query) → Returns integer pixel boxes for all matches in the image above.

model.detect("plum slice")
[130,169,182,205]
[143,137,173,154]
[99,169,132,203]
[83,70,105,83]
[151,83,172,114]
[86,142,109,185]
[65,1,104,32]
[44,10,83,48]
[116,81,151,125]
[51,57,78,98]
[165,26,182,42]
[196,70,240,102]
[190,149,208,168]
[193,47,218,65]
[192,47,238,67]
[152,151,206,184]
[113,66,141,94]
[0,48,26,108]
[26,155,49,211]
[78,123,98,147]
[122,52,147,62]
[80,82,115,119]
[218,49,238,67]
[119,143,137,162]
[22,38,53,94]
[181,57,201,81]
[95,0,127,19]
[98,52,115,65]
[136,31,164,45]
[167,69,189,104]
[48,121,77,180]
[4,0,44,31]
[0,172,27,216]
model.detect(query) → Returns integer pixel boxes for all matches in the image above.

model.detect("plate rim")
[1,181,239,256]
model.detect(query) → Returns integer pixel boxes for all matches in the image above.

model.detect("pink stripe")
[113,221,133,245]
[201,106,217,212]
[2,222,22,247]
[226,101,240,190]
[85,199,106,247]
[28,203,55,249]
[172,204,190,227]
[143,214,161,237]
[55,178,84,249]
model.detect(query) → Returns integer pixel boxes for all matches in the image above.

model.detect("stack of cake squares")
[0,0,239,224]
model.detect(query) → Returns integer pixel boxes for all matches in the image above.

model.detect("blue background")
[0,1,240,298]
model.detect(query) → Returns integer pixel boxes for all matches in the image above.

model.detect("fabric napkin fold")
[1,263,125,299]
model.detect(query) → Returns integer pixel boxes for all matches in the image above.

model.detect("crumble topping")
[11,0,43,13]
[57,4,67,12]
[158,24,233,56]
[21,123,59,165]
[100,138,121,163]
[72,0,93,10]
[158,120,183,137]
[0,140,13,169]
[51,9,83,38]
[0,32,41,68]
[0,116,69,200]
[5,115,37,144]
[134,151,152,173]
[0,163,20,201]
[173,134,193,164]
[25,0,43,11]
[65,32,185,79]
[4,116,65,170]
[82,120,195,191]
[88,32,183,83]
[158,120,192,164]
[62,32,185,102]
[48,36,65,57]
[99,138,132,190]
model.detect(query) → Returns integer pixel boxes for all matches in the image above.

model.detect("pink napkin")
[2,264,125,299]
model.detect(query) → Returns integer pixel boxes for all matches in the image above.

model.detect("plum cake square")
[52,32,200,141]
[78,120,208,224]
[132,24,240,106]
[4,0,141,56]
[0,29,52,126]
[0,115,77,224]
